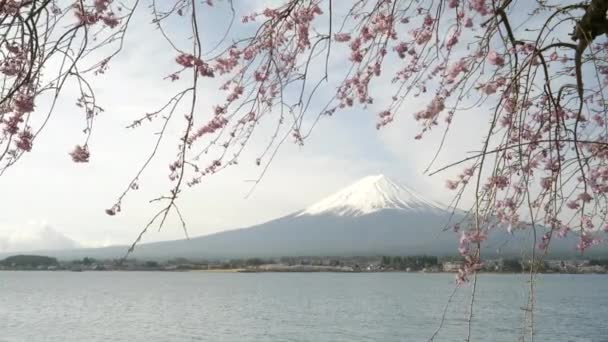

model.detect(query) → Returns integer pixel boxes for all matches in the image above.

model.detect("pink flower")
[350,50,363,62]
[69,145,90,163]
[334,33,351,42]
[13,94,34,113]
[593,115,605,126]
[489,175,509,190]
[577,192,593,203]
[176,54,196,68]
[445,31,459,50]
[540,177,552,190]
[464,18,473,28]
[411,28,432,45]
[2,113,23,135]
[214,106,226,115]
[459,232,468,244]
[197,63,214,77]
[456,268,467,285]
[74,4,99,25]
[523,43,537,55]
[423,15,433,26]
[394,42,408,58]
[482,82,497,95]
[582,216,594,230]
[503,98,516,113]
[566,201,580,210]
[243,48,255,60]
[94,0,110,12]
[15,129,33,152]
[101,13,119,28]
[469,0,489,15]
[486,51,505,67]
[378,110,391,118]
[538,233,551,251]
[468,230,487,243]
[188,115,229,145]
[254,70,266,81]
[446,59,467,82]
[576,232,597,252]
[263,8,277,18]
[445,179,459,190]
[458,232,469,255]
[549,51,558,61]
[227,86,244,102]
[414,96,445,121]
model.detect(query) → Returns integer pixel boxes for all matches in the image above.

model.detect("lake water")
[0,272,607,341]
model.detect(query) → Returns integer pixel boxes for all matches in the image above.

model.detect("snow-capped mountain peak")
[298,174,446,217]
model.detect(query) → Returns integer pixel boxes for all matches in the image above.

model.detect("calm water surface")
[0,272,607,341]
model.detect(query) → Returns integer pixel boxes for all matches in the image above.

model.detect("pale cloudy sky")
[0,1,489,251]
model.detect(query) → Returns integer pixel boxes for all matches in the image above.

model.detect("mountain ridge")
[1,174,598,260]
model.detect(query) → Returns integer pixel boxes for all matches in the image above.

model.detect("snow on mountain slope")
[298,174,446,217]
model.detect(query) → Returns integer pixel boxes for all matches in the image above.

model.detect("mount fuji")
[12,175,589,260]
[297,175,447,217]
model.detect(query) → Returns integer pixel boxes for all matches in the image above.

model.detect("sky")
[0,0,491,252]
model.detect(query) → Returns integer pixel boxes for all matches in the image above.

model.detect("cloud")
[0,222,80,253]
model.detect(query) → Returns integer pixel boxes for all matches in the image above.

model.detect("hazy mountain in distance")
[0,225,80,253]
[6,175,601,260]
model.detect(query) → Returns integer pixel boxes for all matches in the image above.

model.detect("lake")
[0,272,606,341]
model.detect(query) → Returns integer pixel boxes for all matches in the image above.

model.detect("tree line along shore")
[1,254,608,274]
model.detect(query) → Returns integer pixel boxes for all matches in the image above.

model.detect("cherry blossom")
[69,145,90,163]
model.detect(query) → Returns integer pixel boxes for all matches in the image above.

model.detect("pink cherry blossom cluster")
[73,0,119,28]
[446,59,468,84]
[188,116,229,145]
[414,96,445,123]
[445,167,475,191]
[0,43,25,76]
[175,54,215,78]
[0,1,22,15]
[69,145,90,163]
[15,129,33,152]
[495,198,520,229]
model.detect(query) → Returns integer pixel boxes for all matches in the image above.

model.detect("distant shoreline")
[0,269,606,275]
[3,254,608,274]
